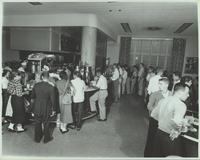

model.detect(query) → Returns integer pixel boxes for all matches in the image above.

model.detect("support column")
[81,26,97,71]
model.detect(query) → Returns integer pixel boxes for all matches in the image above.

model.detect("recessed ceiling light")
[146,26,163,31]
[29,2,43,5]
[107,1,117,3]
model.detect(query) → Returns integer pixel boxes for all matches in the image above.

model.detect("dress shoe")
[8,128,16,133]
[76,127,81,131]
[34,139,41,143]
[59,128,69,134]
[44,137,53,144]
[16,128,27,133]
[2,120,9,125]
[97,118,107,122]
[89,111,97,114]
[67,123,76,129]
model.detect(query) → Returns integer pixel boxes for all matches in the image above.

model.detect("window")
[129,38,173,70]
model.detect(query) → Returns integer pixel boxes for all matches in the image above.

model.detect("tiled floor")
[2,94,149,158]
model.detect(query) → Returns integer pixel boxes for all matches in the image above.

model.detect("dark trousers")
[153,129,183,157]
[2,89,10,117]
[144,117,158,157]
[34,115,51,143]
[113,79,119,101]
[72,102,83,128]
[11,95,25,124]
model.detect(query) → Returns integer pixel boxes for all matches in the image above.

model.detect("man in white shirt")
[118,64,123,98]
[71,71,86,131]
[121,66,127,95]
[90,69,108,121]
[144,77,171,157]
[171,71,181,93]
[111,64,120,102]
[151,83,189,157]
[147,69,163,95]
[2,69,11,124]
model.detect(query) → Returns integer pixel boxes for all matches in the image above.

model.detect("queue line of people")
[1,61,198,153]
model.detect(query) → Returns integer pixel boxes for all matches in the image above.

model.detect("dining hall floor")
[2,94,149,158]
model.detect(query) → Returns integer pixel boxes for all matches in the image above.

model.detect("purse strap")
[62,80,69,96]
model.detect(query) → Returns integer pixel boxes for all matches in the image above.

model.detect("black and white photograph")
[0,0,199,159]
[184,57,198,74]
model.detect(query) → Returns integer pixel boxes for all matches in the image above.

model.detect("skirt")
[11,95,25,124]
[59,97,73,124]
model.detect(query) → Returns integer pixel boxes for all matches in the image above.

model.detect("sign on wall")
[184,57,198,74]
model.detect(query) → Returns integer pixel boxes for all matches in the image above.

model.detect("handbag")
[24,98,32,113]
[61,81,72,105]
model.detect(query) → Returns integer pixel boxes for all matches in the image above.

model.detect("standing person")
[56,71,73,134]
[144,77,171,157]
[170,71,181,93]
[147,68,163,95]
[2,69,11,124]
[151,83,189,157]
[7,71,28,132]
[111,64,120,102]
[138,63,145,96]
[181,76,194,111]
[125,66,131,94]
[144,66,155,103]
[31,71,56,143]
[121,66,127,95]
[90,69,108,121]
[71,71,86,131]
[131,65,138,95]
[117,64,123,98]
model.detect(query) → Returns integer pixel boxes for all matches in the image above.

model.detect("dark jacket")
[31,81,56,120]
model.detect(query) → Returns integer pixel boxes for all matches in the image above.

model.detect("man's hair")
[173,71,181,78]
[59,71,68,80]
[156,68,163,74]
[2,69,10,77]
[73,71,81,77]
[159,77,169,85]
[174,82,188,93]
[96,68,103,74]
[41,71,49,79]
[181,76,193,84]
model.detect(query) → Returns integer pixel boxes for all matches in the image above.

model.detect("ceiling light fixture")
[29,2,43,5]
[121,23,132,33]
[174,23,193,33]
[107,1,117,3]
[146,26,162,31]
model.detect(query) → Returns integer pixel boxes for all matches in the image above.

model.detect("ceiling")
[3,2,198,37]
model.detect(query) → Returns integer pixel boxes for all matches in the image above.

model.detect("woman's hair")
[181,76,193,84]
[10,70,21,80]
[2,70,10,77]
[59,71,68,80]
[73,71,81,78]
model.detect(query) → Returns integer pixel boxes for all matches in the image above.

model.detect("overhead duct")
[121,23,132,33]
[174,23,193,33]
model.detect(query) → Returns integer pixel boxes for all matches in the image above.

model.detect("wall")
[182,35,198,77]
[2,28,19,64]
[106,37,121,65]
[3,14,117,41]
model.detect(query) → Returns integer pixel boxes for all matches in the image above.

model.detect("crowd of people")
[1,60,199,156]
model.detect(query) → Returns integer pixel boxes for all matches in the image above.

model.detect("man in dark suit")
[31,71,56,143]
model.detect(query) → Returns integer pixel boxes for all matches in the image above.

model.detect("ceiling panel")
[3,2,198,36]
